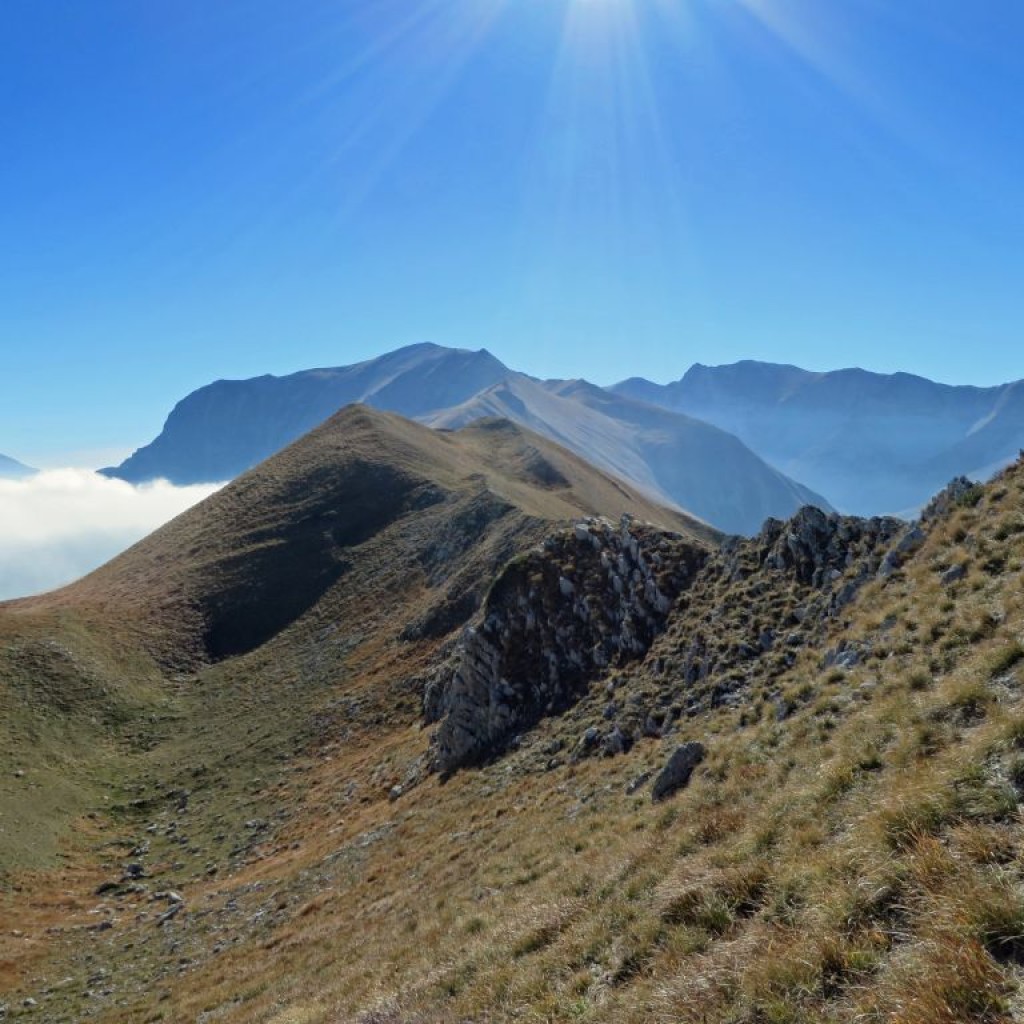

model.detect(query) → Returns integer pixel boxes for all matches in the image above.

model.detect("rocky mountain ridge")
[425,495,941,787]
[427,517,708,774]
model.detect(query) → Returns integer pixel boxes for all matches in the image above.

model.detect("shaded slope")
[613,359,1024,515]
[47,406,713,673]
[427,373,830,535]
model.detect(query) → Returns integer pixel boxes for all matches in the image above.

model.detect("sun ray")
[730,0,938,158]
[308,0,513,221]
[505,0,713,345]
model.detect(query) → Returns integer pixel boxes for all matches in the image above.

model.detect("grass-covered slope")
[5,425,1024,1023]
[427,374,831,535]
[0,404,709,985]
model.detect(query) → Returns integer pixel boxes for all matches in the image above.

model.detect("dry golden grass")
[4,427,1024,1022]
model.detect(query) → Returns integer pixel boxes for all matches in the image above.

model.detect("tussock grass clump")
[988,641,1024,678]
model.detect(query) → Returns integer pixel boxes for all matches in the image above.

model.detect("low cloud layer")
[0,470,222,600]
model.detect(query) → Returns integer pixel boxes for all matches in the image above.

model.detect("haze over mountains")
[102,343,1024,532]
[103,343,827,536]
[614,361,1024,516]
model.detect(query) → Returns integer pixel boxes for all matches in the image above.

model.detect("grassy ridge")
[3,415,1024,1022]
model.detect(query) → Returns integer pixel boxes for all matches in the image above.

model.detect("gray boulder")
[651,742,706,802]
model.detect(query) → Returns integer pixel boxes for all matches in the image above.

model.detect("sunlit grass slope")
[0,404,708,1007]
[4,412,1024,1024]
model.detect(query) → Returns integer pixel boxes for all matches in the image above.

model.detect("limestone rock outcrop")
[428,499,957,776]
[428,518,707,774]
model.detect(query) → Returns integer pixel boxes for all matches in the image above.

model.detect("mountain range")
[614,361,1024,516]
[5,395,1024,1021]
[103,343,1024,531]
[102,343,827,535]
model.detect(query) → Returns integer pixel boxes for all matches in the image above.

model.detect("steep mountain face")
[103,345,829,535]
[0,453,35,479]
[102,343,510,485]
[5,400,1024,1022]
[613,360,1024,516]
[426,374,830,535]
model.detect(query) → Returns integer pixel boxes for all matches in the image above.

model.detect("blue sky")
[2,0,1023,464]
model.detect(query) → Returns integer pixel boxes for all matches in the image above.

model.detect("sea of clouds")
[0,470,223,600]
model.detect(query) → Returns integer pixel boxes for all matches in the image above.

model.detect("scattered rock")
[602,726,628,757]
[651,742,706,802]
[921,476,978,522]
[895,524,925,555]
[642,714,663,738]
[941,563,967,585]
[823,641,867,670]
[157,904,183,926]
[877,552,901,579]
[626,771,652,795]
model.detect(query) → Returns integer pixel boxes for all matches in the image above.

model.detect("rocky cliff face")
[427,505,930,775]
[427,517,708,774]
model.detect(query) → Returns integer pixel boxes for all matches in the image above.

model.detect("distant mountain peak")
[102,344,512,486]
[100,343,830,535]
[0,453,37,479]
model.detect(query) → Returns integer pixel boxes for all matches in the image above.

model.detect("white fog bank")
[0,470,223,600]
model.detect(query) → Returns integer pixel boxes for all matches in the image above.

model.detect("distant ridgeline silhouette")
[613,361,1024,517]
[0,452,36,479]
[103,343,1022,531]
